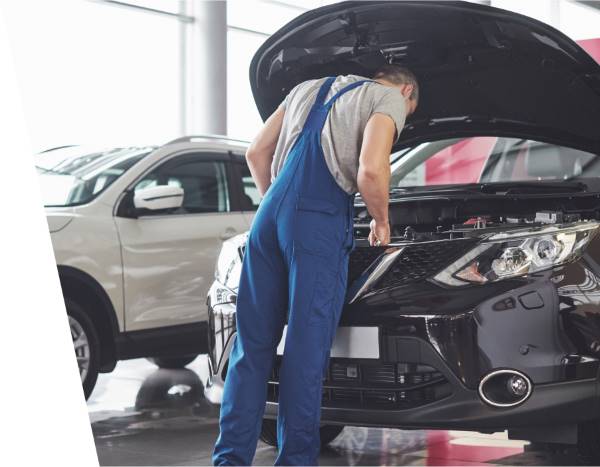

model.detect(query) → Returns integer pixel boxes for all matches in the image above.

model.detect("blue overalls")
[213,77,373,466]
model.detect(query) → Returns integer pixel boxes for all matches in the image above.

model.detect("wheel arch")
[57,265,120,372]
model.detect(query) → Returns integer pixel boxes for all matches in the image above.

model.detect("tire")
[66,298,100,400]
[259,419,344,448]
[148,355,197,369]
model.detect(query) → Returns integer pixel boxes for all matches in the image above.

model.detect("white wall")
[492,0,600,39]
[559,1,600,40]
[226,0,310,141]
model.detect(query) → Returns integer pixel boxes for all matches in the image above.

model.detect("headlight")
[434,222,599,286]
[215,233,247,287]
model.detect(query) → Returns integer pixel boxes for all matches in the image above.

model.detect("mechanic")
[213,65,419,466]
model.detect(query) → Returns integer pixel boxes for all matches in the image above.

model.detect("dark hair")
[373,65,419,103]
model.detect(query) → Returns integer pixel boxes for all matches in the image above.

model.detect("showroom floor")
[89,357,577,466]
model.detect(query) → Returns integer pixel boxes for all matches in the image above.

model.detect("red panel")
[425,137,497,185]
[578,38,600,64]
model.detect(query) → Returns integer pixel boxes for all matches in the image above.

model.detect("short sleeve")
[279,79,318,111]
[279,88,293,110]
[371,87,407,143]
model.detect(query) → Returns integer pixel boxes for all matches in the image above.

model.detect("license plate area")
[276,326,379,359]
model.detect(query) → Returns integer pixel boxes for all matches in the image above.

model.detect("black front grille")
[267,358,452,410]
[331,362,359,382]
[348,246,386,283]
[347,240,476,289]
[376,239,476,289]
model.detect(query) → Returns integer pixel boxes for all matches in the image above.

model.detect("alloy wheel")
[69,315,90,383]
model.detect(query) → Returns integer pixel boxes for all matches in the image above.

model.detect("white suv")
[36,136,257,398]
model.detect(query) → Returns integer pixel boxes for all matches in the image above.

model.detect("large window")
[226,29,267,142]
[226,0,323,140]
[4,0,181,152]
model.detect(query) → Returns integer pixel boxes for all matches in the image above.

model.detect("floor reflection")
[134,368,205,410]
[89,356,577,466]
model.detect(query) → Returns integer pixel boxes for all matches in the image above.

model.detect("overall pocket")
[292,195,344,257]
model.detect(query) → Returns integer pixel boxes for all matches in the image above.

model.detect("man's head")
[373,65,419,115]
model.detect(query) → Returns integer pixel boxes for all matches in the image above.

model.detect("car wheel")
[148,355,197,369]
[577,420,600,464]
[66,298,100,400]
[259,419,344,448]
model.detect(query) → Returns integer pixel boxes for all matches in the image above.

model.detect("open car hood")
[250,1,600,153]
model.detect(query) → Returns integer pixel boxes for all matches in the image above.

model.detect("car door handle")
[220,227,237,240]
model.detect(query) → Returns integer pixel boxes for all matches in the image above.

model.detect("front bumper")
[262,338,600,431]
[205,324,600,433]
[205,256,600,433]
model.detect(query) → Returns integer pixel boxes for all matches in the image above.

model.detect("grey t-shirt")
[272,74,407,194]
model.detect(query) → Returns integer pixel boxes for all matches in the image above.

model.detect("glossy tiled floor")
[89,356,576,466]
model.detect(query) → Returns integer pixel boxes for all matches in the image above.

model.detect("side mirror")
[134,185,184,211]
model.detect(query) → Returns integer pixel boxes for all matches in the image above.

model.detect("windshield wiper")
[390,185,490,195]
[478,181,587,194]
[388,181,588,198]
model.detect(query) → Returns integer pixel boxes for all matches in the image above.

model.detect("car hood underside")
[250,1,600,153]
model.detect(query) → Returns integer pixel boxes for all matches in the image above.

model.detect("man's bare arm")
[246,106,285,197]
[357,113,396,246]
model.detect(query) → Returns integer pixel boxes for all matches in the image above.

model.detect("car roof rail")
[166,134,250,146]
[38,144,78,153]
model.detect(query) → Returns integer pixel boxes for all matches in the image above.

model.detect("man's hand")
[369,218,390,246]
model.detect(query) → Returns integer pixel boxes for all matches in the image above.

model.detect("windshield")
[390,137,600,188]
[36,146,154,207]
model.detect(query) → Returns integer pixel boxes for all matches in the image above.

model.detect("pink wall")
[425,137,496,184]
[579,38,600,64]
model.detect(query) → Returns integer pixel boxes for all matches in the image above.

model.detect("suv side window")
[134,157,229,215]
[238,163,260,211]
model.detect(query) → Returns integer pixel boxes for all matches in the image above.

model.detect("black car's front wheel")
[259,419,344,448]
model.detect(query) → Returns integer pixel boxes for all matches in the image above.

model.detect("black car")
[205,0,600,460]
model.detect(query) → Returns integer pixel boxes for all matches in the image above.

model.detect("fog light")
[479,369,532,408]
[507,375,528,396]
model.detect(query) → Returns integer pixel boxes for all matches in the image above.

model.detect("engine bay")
[353,193,600,242]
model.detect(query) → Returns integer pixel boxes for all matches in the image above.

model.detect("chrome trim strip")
[478,369,533,408]
[348,247,404,303]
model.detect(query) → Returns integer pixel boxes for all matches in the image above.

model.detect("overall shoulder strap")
[312,76,336,108]
[324,79,374,108]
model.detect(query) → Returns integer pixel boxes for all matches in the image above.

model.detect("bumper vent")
[268,358,452,410]
[361,363,396,384]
